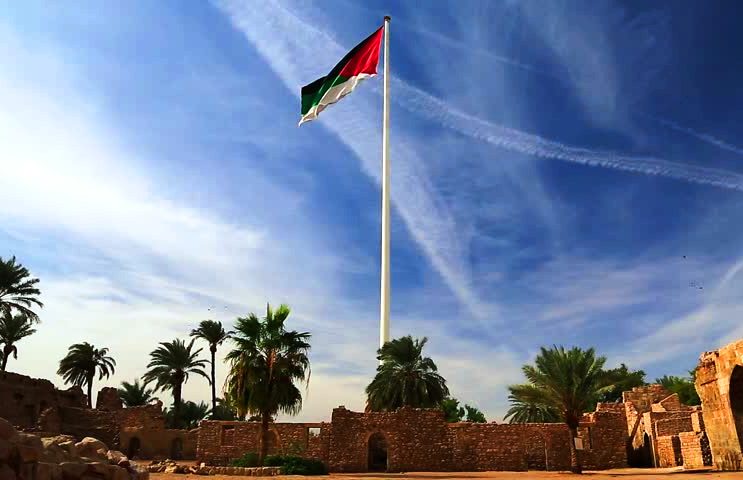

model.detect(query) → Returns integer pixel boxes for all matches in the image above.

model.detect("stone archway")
[127,437,141,459]
[730,365,743,450]
[367,432,388,472]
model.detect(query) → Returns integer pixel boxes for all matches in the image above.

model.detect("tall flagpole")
[379,15,391,351]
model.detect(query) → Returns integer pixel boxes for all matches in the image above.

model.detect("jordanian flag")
[299,26,384,126]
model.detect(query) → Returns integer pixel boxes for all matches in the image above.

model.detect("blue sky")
[1,0,743,421]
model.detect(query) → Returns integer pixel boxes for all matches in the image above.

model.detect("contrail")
[640,113,743,157]
[384,78,743,192]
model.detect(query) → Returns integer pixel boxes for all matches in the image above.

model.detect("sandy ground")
[151,468,743,480]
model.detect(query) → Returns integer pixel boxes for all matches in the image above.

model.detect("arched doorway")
[127,437,141,459]
[367,432,388,472]
[730,366,743,450]
[170,437,183,460]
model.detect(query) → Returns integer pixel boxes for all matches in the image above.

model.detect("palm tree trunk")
[258,410,271,466]
[568,424,582,474]
[1,346,9,371]
[87,375,94,408]
[173,380,183,429]
[210,346,217,416]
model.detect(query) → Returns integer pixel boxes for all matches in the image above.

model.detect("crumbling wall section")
[656,435,682,467]
[197,421,329,466]
[679,431,712,469]
[579,403,628,470]
[0,371,86,428]
[696,338,743,470]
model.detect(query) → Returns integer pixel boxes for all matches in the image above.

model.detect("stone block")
[0,464,16,480]
[61,462,88,480]
[36,462,62,480]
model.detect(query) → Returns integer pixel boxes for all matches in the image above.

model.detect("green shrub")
[281,456,327,475]
[263,455,286,467]
[231,454,325,474]
[230,452,259,467]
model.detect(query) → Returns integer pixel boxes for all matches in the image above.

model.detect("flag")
[299,26,384,126]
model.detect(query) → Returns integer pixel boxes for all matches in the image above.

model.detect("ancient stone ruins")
[3,338,743,476]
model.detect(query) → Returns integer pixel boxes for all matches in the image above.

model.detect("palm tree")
[57,343,116,408]
[366,335,449,411]
[0,312,37,371]
[0,256,43,322]
[142,339,209,429]
[190,320,232,415]
[166,400,210,429]
[504,397,560,423]
[118,380,156,407]
[224,304,311,465]
[507,346,612,474]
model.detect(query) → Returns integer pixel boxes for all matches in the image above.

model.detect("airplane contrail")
[385,78,743,192]
[640,113,743,157]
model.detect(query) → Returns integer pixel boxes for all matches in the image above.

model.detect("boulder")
[0,464,16,480]
[16,433,44,463]
[41,436,80,464]
[87,462,109,477]
[107,466,128,480]
[0,418,17,442]
[36,462,62,480]
[60,462,88,480]
[105,451,127,467]
[74,438,108,462]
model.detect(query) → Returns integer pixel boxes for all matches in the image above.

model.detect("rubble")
[0,418,147,480]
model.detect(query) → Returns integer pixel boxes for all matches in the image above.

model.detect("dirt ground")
[151,468,743,480]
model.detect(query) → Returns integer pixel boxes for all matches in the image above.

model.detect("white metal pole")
[379,15,391,351]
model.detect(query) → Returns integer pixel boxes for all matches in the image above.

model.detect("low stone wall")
[199,405,628,473]
[197,420,329,466]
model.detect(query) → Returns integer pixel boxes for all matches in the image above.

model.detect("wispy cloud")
[214,0,487,316]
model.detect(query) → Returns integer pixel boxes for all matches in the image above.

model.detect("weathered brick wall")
[691,411,705,432]
[114,403,166,430]
[96,388,123,411]
[580,405,628,470]
[653,394,692,413]
[58,407,119,447]
[448,422,574,472]
[120,427,198,460]
[0,371,86,428]
[679,431,712,468]
[623,385,673,419]
[198,405,625,472]
[696,338,743,470]
[327,407,454,472]
[656,435,682,467]
[624,384,673,466]
[655,416,693,437]
[197,420,329,465]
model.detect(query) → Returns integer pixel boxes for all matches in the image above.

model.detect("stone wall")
[198,405,627,472]
[96,388,123,411]
[197,420,330,466]
[656,435,682,467]
[0,371,86,428]
[655,415,693,438]
[696,338,743,470]
[579,403,628,470]
[679,431,712,469]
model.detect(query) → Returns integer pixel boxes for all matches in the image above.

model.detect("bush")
[263,455,286,467]
[262,455,326,475]
[230,452,259,467]
[231,453,326,474]
[281,457,327,475]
